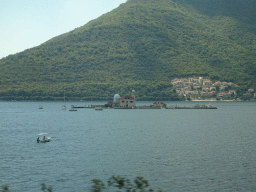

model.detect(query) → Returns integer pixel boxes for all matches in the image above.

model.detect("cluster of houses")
[171,77,255,100]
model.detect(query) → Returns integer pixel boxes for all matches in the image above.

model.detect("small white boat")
[69,108,77,111]
[39,106,43,109]
[62,90,67,110]
[37,133,51,143]
[95,107,103,110]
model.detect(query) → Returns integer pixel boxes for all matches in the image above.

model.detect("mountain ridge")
[0,0,255,100]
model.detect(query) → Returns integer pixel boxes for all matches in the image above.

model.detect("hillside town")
[171,77,256,101]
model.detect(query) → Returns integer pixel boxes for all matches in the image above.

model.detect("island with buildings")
[90,90,166,109]
[72,90,217,110]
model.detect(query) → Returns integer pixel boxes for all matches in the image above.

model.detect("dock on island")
[166,104,217,109]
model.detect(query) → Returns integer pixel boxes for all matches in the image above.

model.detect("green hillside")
[0,0,255,100]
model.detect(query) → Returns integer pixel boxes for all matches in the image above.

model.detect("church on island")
[105,90,166,109]
[91,90,168,109]
[113,90,136,108]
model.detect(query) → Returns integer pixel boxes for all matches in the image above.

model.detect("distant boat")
[62,90,67,110]
[69,108,77,111]
[95,107,103,111]
[39,106,43,109]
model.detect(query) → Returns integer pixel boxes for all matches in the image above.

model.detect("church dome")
[114,94,120,103]
[114,94,120,99]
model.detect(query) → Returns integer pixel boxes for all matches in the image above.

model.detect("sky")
[0,0,127,59]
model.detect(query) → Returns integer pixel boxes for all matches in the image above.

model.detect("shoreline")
[191,99,235,102]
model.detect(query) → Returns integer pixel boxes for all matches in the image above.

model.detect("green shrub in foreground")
[1,176,163,192]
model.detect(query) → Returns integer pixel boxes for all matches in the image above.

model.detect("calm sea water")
[0,101,256,191]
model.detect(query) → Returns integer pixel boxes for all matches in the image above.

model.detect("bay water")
[0,101,256,191]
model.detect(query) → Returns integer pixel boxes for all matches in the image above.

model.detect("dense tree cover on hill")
[0,0,255,100]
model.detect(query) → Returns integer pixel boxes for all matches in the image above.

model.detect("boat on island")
[37,133,51,143]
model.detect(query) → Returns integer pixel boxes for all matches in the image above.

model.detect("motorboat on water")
[69,108,77,111]
[39,106,43,109]
[37,133,51,143]
[95,107,103,110]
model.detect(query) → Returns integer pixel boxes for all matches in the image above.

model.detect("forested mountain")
[0,0,255,100]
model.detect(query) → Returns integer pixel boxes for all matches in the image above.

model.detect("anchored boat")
[37,133,51,143]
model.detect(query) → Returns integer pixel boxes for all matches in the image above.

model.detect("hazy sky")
[0,0,127,59]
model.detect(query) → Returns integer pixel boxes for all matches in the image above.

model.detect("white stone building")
[114,90,136,108]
